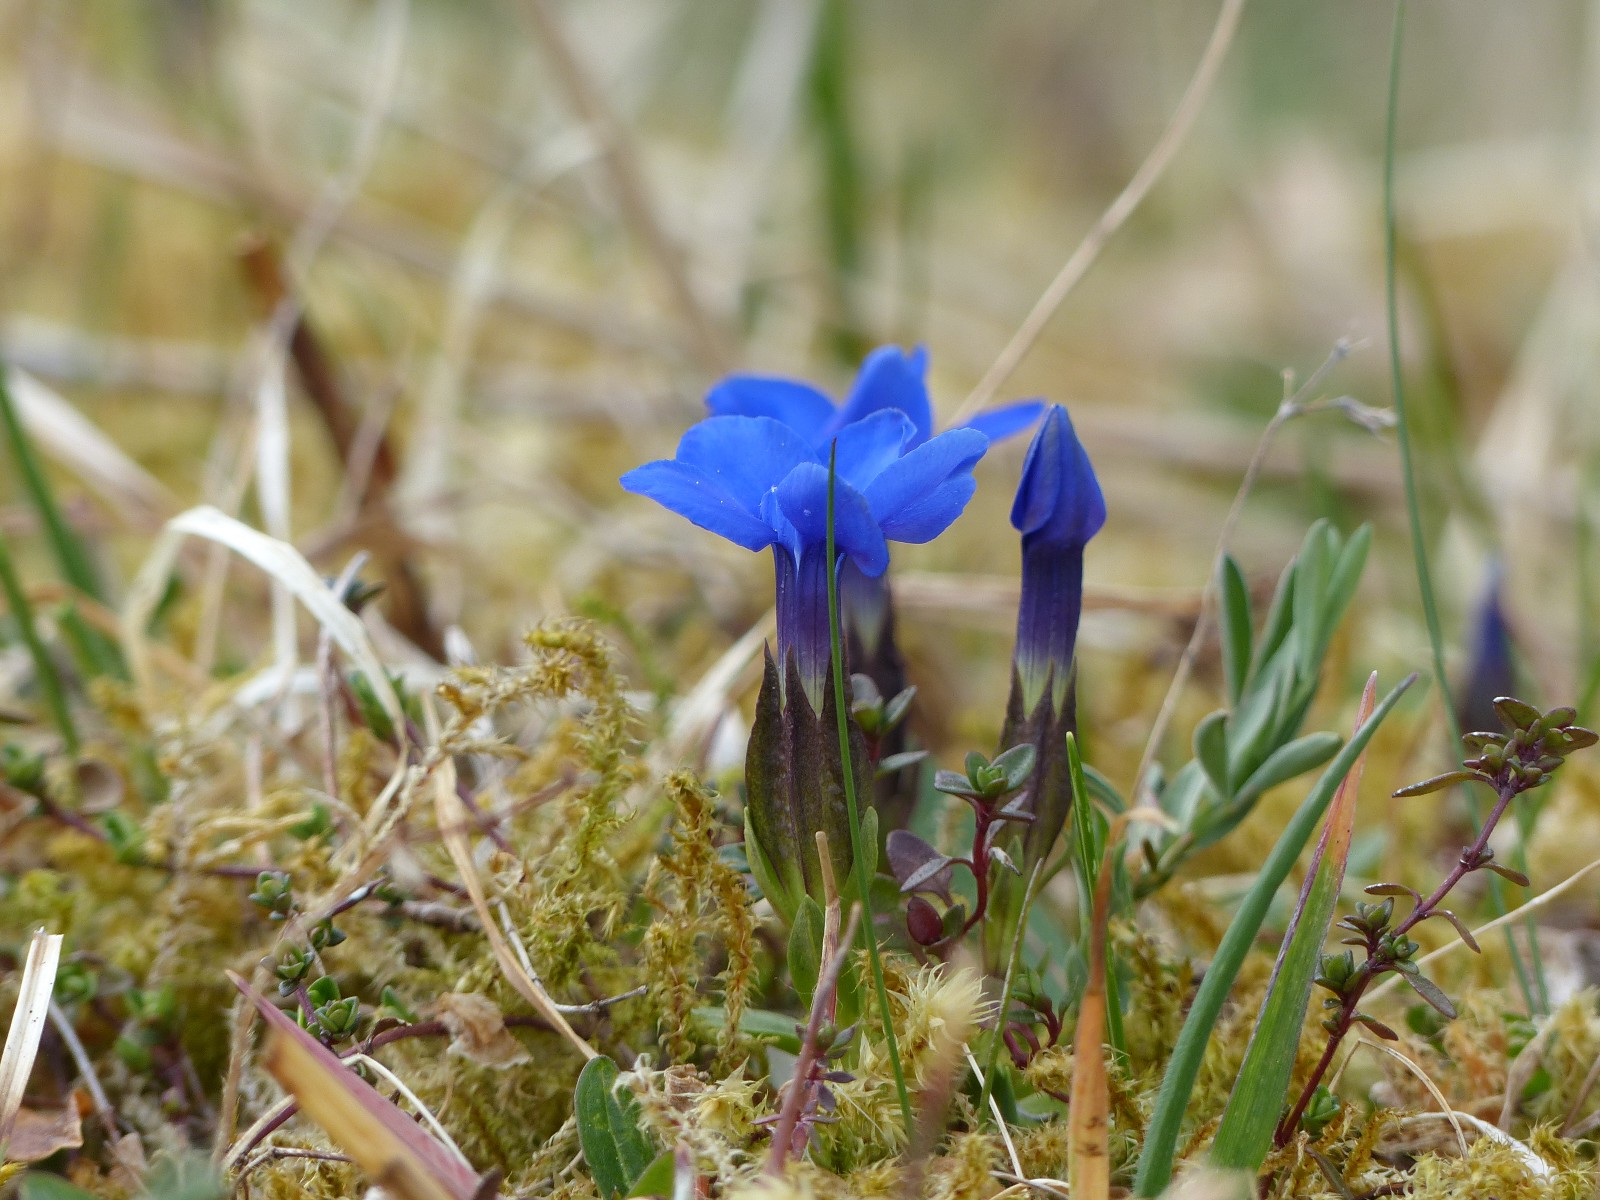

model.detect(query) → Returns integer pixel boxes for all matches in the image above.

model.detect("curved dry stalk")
[1129,341,1353,810]
[951,0,1247,424]
[517,0,729,371]
[0,930,62,1148]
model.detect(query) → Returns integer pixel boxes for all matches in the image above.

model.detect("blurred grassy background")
[0,0,1596,815]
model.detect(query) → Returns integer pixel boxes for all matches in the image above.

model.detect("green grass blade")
[1131,672,1416,1197]
[825,443,912,1132]
[0,527,80,755]
[1209,674,1376,1171]
[0,367,105,603]
[1379,2,1538,1013]
[0,366,126,681]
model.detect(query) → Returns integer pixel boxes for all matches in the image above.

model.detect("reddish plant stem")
[1277,778,1519,1145]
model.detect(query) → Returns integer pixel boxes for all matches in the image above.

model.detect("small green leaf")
[1493,696,1541,731]
[576,1056,658,1199]
[691,1006,800,1053]
[1486,862,1531,887]
[876,750,926,776]
[1401,973,1458,1020]
[1193,710,1230,797]
[626,1150,677,1198]
[1220,555,1253,706]
[1427,909,1481,953]
[1392,771,1484,798]
[1321,525,1372,646]
[789,898,824,1003]
[1363,882,1421,902]
[1252,561,1297,680]
[934,770,980,797]
[993,743,1037,792]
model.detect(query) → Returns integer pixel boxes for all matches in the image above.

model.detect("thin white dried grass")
[1391,1109,1550,1178]
[122,506,408,841]
[6,368,177,529]
[1358,1037,1469,1157]
[0,930,64,1149]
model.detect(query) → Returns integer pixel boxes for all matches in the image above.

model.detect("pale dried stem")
[1129,341,1353,811]
[951,0,1247,423]
[518,0,729,371]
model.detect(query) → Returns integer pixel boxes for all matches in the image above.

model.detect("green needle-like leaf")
[1210,673,1377,1171]
[1132,671,1415,1197]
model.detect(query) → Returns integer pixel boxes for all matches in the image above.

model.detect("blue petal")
[674,416,818,512]
[1010,405,1106,547]
[863,426,989,526]
[831,409,914,491]
[772,463,890,577]
[963,400,1047,443]
[835,345,934,446]
[620,460,779,551]
[705,376,838,445]
[876,474,977,543]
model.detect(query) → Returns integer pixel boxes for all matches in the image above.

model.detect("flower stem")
[826,441,913,1133]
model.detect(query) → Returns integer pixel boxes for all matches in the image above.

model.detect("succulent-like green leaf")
[1193,710,1230,797]
[1220,555,1253,707]
[1392,771,1484,798]
[1401,972,1458,1019]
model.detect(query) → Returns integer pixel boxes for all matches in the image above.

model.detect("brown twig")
[765,904,862,1175]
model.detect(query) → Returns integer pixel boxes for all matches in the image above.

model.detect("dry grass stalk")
[0,930,63,1153]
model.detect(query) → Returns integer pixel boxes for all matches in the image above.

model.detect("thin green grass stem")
[0,527,80,755]
[0,368,104,603]
[976,856,1045,1123]
[825,443,913,1133]
[1131,672,1415,1196]
[0,367,125,682]
[1380,1,1539,1011]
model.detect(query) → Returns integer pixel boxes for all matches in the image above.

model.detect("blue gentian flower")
[621,410,988,706]
[1000,404,1105,872]
[709,346,1043,653]
[1010,405,1106,712]
[707,343,1045,455]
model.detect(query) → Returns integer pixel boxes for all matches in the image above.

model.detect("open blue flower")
[621,411,988,705]
[706,344,1045,453]
[709,345,1041,659]
[1011,404,1106,712]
